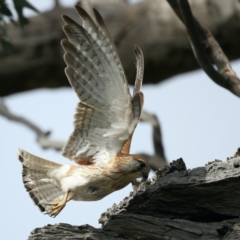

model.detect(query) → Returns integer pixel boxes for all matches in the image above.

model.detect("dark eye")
[139,162,146,168]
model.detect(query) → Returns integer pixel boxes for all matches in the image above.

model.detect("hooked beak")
[141,170,149,180]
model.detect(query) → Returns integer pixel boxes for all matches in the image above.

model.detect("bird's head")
[120,154,150,180]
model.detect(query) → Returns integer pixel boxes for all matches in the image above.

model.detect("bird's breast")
[70,169,131,201]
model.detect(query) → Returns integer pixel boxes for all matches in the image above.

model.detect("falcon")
[18,3,149,217]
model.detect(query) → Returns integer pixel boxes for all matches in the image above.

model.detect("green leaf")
[23,0,39,13]
[1,39,14,53]
[13,0,39,13]
[13,0,39,27]
[14,6,29,26]
[0,2,13,17]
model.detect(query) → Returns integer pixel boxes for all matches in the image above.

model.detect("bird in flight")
[18,3,149,217]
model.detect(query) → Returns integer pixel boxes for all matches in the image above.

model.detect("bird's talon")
[46,192,70,217]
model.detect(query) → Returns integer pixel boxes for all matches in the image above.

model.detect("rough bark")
[28,153,240,240]
[1,0,240,97]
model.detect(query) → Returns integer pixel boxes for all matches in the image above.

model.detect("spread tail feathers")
[18,149,65,215]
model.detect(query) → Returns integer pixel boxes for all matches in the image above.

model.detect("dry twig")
[0,101,64,150]
[140,110,168,170]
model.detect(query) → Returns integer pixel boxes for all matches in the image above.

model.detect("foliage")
[0,0,38,52]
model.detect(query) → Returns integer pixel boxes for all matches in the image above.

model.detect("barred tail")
[18,149,65,214]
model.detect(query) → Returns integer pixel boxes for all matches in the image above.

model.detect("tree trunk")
[1,0,240,96]
[28,153,240,239]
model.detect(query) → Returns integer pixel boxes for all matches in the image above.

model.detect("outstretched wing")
[61,5,143,165]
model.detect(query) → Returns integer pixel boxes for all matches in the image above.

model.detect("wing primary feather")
[93,8,117,52]
[132,92,143,121]
[63,15,125,95]
[75,1,98,25]
[74,5,99,33]
[133,45,144,97]
[63,24,91,45]
[61,39,109,90]
[62,14,80,27]
[75,5,127,91]
[62,40,115,103]
[93,8,128,86]
[65,66,108,109]
[63,52,105,94]
[62,15,91,44]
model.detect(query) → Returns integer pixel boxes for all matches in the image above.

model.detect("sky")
[1,1,240,239]
[5,0,143,18]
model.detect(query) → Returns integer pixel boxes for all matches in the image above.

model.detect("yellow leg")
[46,191,73,217]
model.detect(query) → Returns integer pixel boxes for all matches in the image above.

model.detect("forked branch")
[167,0,240,97]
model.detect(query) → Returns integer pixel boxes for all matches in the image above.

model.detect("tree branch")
[140,110,168,170]
[167,0,240,97]
[0,101,64,150]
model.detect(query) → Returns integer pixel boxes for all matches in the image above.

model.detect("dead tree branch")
[167,0,240,97]
[28,155,240,239]
[0,101,64,150]
[140,110,168,170]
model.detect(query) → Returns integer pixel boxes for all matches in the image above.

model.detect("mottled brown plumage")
[18,1,148,217]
